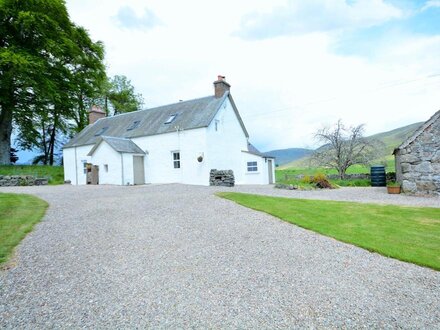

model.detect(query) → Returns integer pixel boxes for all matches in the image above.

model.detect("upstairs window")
[173,151,180,169]
[127,120,140,131]
[94,127,109,136]
[247,161,258,172]
[165,114,177,124]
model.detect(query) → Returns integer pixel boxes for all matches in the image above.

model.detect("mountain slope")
[280,122,423,169]
[263,148,313,166]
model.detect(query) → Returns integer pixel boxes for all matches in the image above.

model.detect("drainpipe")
[74,146,78,185]
[120,152,125,185]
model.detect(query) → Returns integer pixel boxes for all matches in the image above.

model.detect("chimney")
[213,75,230,98]
[88,105,105,125]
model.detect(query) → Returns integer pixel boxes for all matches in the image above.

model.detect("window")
[215,120,219,131]
[165,114,177,124]
[173,152,180,168]
[104,164,108,172]
[247,161,258,172]
[94,126,109,136]
[127,120,140,131]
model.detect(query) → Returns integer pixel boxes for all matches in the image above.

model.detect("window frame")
[127,120,140,131]
[94,126,109,136]
[165,114,177,124]
[172,151,181,169]
[247,161,258,172]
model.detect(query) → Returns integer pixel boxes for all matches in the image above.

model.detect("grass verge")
[217,192,440,271]
[0,165,64,185]
[0,193,48,265]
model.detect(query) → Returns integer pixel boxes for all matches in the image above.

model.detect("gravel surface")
[1,184,439,328]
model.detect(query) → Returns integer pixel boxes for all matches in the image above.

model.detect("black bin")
[371,165,386,187]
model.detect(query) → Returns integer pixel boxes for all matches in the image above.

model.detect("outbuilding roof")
[64,92,249,148]
[242,142,275,158]
[393,109,440,154]
[87,136,145,156]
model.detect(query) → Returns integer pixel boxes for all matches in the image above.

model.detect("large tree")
[106,75,144,115]
[312,120,384,179]
[0,0,105,164]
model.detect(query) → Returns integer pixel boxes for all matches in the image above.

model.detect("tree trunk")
[0,105,13,165]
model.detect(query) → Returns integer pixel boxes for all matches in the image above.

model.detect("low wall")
[0,175,49,187]
[210,169,235,187]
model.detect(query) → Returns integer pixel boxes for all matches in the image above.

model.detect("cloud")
[422,0,440,11]
[115,6,162,30]
[235,0,402,40]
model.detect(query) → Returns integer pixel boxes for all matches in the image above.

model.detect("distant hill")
[263,148,313,166]
[279,122,423,169]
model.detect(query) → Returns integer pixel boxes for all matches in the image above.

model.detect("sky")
[64,0,440,152]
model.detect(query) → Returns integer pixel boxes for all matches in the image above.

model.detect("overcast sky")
[65,0,440,152]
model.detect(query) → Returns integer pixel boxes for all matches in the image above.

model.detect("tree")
[107,75,144,115]
[312,120,384,179]
[10,147,18,163]
[0,0,105,164]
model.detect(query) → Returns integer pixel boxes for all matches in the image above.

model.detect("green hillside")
[280,122,422,169]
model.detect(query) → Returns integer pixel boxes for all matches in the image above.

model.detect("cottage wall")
[396,119,440,195]
[63,98,273,186]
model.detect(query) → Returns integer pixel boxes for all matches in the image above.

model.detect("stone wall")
[0,175,49,187]
[396,119,440,195]
[209,169,234,187]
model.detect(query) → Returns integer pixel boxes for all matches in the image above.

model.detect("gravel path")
[1,184,439,328]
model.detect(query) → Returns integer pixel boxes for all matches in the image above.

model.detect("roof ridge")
[104,95,216,120]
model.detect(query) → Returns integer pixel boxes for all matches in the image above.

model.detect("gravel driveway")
[1,184,439,328]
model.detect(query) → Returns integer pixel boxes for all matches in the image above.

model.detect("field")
[0,193,48,265]
[0,165,64,185]
[218,192,440,270]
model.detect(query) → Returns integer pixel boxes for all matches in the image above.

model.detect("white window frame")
[172,151,181,169]
[247,161,258,172]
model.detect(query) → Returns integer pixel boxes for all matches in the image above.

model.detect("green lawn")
[0,165,64,185]
[217,192,440,270]
[0,193,48,265]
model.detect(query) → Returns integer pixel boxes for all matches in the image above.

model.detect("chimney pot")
[213,75,230,98]
[88,105,105,125]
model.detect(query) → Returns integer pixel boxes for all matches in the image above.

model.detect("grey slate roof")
[393,109,440,154]
[243,142,275,158]
[87,136,145,156]
[64,92,249,148]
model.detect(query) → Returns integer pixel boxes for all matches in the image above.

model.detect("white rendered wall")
[89,142,123,185]
[63,96,273,186]
[63,145,93,185]
[132,127,208,185]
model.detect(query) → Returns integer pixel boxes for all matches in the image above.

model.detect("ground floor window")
[173,151,181,168]
[247,161,258,172]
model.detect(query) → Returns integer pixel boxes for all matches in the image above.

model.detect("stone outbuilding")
[393,110,440,195]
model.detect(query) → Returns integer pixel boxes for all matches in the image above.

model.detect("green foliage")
[0,165,64,185]
[218,193,440,270]
[106,75,144,115]
[0,0,106,164]
[0,193,48,264]
[387,181,401,187]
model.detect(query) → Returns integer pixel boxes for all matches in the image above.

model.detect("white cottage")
[63,76,275,186]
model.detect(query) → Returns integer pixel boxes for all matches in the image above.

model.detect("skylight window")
[164,114,177,124]
[127,120,140,131]
[94,127,109,136]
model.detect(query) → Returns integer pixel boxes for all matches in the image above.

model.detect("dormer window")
[94,127,109,136]
[127,120,140,131]
[164,114,177,124]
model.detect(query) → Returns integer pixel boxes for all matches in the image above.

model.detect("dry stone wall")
[397,120,440,195]
[0,175,48,187]
[209,169,234,187]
